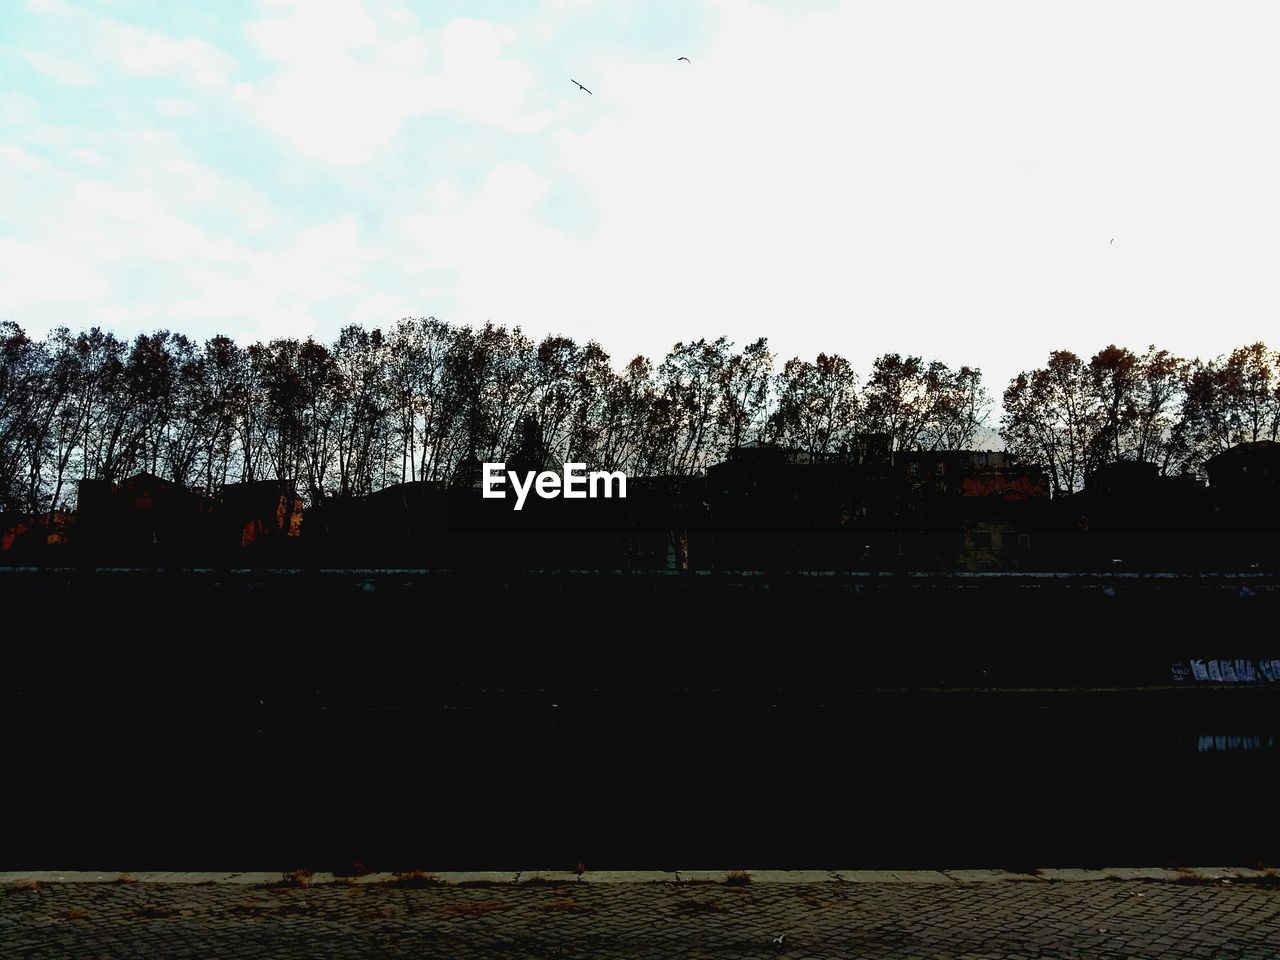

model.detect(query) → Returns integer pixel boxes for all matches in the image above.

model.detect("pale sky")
[3,0,1279,397]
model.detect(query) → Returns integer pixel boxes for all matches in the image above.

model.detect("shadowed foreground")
[3,568,1280,870]
[4,875,1279,959]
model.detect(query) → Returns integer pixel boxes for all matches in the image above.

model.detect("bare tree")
[1001,351,1101,495]
[1175,342,1280,474]
[718,337,774,451]
[769,353,860,455]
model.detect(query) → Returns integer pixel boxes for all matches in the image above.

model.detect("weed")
[387,870,443,888]
[333,860,371,878]
[267,869,315,889]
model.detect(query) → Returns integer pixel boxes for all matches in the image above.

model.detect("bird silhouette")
[677,56,691,63]
[571,79,592,94]
[1110,238,1114,245]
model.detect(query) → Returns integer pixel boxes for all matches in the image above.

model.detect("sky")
[3,0,1280,400]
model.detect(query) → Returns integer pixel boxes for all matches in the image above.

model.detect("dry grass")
[677,897,728,913]
[387,869,443,888]
[12,879,39,891]
[266,869,315,889]
[723,870,752,886]
[56,906,89,920]
[333,860,371,878]
[230,899,263,915]
[116,873,139,884]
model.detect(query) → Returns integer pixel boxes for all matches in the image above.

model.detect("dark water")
[3,569,1278,871]
[5,687,1276,871]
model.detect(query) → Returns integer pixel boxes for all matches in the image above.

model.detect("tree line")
[1,316,1277,513]
[1001,343,1280,496]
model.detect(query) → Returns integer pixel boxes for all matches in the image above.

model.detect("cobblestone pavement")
[3,875,1279,959]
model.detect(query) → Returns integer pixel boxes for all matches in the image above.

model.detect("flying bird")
[677,56,691,63]
[571,79,592,94]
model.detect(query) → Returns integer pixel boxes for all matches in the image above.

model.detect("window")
[972,531,993,549]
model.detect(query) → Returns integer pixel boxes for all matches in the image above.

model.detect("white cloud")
[23,0,71,15]
[1,127,310,339]
[68,147,103,165]
[240,3,548,164]
[95,22,233,90]
[6,0,1280,399]
[400,162,575,319]
[24,50,95,86]
[0,93,40,127]
[248,0,381,62]
[398,0,1280,394]
[0,237,110,305]
[0,144,46,172]
[428,19,547,130]
[165,216,390,341]
[351,292,408,327]
[25,126,73,146]
[156,96,195,117]
[269,217,379,301]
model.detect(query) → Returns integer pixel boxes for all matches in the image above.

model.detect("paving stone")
[3,876,1279,957]
[943,869,1045,883]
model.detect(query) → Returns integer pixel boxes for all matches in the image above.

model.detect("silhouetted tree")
[769,353,861,454]
[656,337,732,474]
[1175,343,1280,473]
[13,317,1271,510]
[1,321,47,511]
[1001,351,1101,495]
[331,325,390,497]
[919,363,989,451]
[1126,346,1189,472]
[195,335,245,493]
[1003,345,1197,492]
[598,354,660,474]
[718,337,774,451]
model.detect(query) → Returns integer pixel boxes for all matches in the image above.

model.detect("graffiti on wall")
[1171,660,1280,682]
